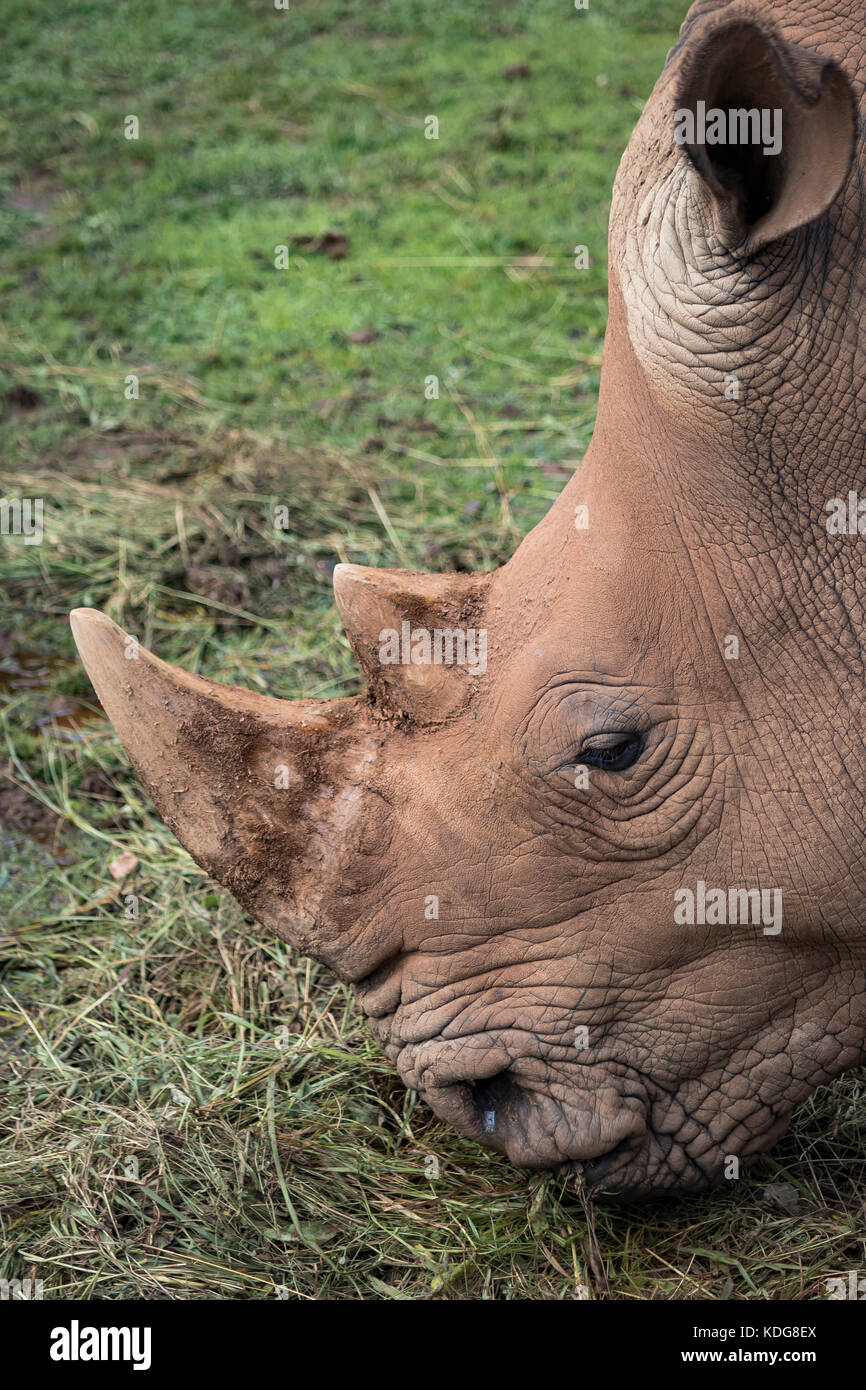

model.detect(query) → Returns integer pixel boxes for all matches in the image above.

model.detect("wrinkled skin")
[72,0,866,1195]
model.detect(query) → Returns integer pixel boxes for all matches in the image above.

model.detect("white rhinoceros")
[71,0,866,1194]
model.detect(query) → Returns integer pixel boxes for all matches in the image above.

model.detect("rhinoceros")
[71,0,866,1195]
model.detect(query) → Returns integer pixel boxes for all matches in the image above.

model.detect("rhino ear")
[676,17,856,254]
[333,564,490,721]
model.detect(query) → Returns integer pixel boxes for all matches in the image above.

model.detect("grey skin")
[71,0,866,1196]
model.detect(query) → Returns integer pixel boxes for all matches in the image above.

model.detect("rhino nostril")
[471,1071,518,1134]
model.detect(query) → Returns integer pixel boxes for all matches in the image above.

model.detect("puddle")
[0,640,104,864]
[32,696,101,731]
[0,781,74,866]
[0,648,58,692]
[0,644,103,733]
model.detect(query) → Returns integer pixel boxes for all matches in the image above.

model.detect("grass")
[1,0,864,1300]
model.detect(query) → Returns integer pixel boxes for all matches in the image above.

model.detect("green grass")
[1,0,864,1300]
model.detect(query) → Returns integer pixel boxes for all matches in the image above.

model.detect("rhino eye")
[580,732,643,772]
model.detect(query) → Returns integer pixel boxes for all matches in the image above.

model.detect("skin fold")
[71,0,866,1196]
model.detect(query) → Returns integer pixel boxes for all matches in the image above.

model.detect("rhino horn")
[676,14,856,254]
[69,608,385,968]
[333,563,491,721]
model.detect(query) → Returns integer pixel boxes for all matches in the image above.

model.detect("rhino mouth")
[357,957,797,1195]
[387,1043,739,1194]
[411,1060,650,1179]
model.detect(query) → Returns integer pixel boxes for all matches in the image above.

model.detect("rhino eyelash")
[572,733,644,774]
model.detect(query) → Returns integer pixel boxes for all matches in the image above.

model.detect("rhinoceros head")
[71,0,866,1194]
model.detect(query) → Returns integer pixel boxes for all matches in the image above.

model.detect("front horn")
[70,608,386,968]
